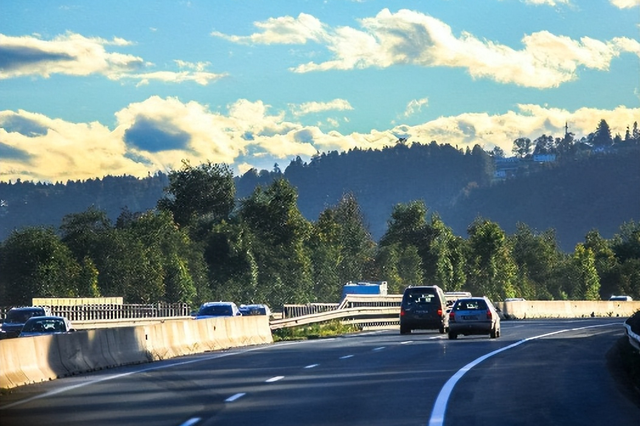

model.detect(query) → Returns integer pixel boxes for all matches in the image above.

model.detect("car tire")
[448,332,457,340]
[400,325,410,335]
[490,327,498,338]
[439,325,446,334]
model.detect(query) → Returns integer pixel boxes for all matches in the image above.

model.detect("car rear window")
[403,289,439,305]
[5,309,44,323]
[454,300,488,311]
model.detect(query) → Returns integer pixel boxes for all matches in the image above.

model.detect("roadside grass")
[272,320,360,342]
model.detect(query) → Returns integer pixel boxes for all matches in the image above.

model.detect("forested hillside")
[1,140,639,252]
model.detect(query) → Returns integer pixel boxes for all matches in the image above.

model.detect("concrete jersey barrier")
[0,316,272,390]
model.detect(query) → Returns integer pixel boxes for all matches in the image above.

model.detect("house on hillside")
[493,156,520,181]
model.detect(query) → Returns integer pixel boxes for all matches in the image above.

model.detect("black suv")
[399,285,448,334]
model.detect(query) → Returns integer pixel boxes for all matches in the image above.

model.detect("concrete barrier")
[0,316,273,390]
[497,300,640,319]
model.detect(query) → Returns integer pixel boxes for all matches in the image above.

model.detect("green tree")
[570,244,601,300]
[465,218,517,301]
[512,137,532,158]
[0,227,81,305]
[510,223,561,299]
[157,160,235,229]
[583,229,618,299]
[239,179,314,307]
[592,119,613,147]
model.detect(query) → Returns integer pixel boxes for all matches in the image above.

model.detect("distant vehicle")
[448,296,501,340]
[238,304,271,316]
[399,285,449,334]
[18,316,75,337]
[341,281,388,299]
[1,306,51,339]
[444,291,472,306]
[609,295,633,301]
[195,302,242,319]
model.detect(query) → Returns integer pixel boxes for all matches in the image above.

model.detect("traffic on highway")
[1,318,638,426]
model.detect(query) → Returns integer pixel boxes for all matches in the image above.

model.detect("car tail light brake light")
[486,310,492,320]
[400,308,405,317]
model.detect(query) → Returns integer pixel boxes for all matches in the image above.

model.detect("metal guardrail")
[0,303,191,322]
[270,306,399,330]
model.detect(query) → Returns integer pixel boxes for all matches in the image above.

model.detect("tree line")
[1,160,638,309]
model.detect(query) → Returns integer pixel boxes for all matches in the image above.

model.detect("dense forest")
[0,119,639,308]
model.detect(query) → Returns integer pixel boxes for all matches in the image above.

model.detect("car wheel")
[400,325,410,335]
[439,325,446,334]
[448,332,457,340]
[490,327,498,338]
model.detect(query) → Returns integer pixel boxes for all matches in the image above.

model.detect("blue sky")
[1,0,639,183]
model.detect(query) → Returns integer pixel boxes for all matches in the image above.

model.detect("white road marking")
[339,355,354,359]
[304,364,319,369]
[265,376,284,383]
[400,340,413,344]
[225,392,246,402]
[179,418,201,426]
[427,322,620,426]
[373,346,385,351]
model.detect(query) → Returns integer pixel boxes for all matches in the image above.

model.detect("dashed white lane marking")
[225,393,246,402]
[179,418,201,426]
[339,355,354,359]
[305,364,319,369]
[373,347,385,351]
[265,376,284,383]
[427,322,620,426]
[400,341,413,344]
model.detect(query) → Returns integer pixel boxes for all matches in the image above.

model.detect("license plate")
[462,315,478,320]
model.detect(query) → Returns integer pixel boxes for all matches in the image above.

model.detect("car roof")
[10,306,46,311]
[24,315,68,322]
[201,301,236,306]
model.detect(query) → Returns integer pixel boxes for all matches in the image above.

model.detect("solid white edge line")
[427,322,620,426]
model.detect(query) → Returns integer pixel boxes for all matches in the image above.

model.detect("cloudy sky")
[1,0,639,183]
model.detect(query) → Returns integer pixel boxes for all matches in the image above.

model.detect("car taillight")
[449,311,455,321]
[400,308,405,317]
[437,308,443,316]
[486,310,492,320]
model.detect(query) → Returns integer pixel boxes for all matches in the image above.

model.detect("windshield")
[199,305,233,316]
[22,318,66,333]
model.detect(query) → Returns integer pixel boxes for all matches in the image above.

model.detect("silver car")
[448,296,501,339]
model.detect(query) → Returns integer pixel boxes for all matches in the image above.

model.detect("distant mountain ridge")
[1,142,638,252]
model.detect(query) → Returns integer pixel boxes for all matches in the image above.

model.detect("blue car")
[195,302,242,319]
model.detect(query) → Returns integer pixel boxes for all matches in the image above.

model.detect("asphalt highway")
[1,318,638,426]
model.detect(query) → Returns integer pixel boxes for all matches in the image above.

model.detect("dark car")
[18,316,75,337]
[195,302,242,319]
[1,306,51,339]
[399,285,449,334]
[448,296,501,339]
[238,304,271,316]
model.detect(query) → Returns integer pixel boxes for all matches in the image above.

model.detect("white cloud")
[521,0,571,6]
[1,98,637,182]
[610,0,640,8]
[0,32,227,85]
[211,13,327,44]
[289,99,354,116]
[214,9,640,88]
[404,98,429,117]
